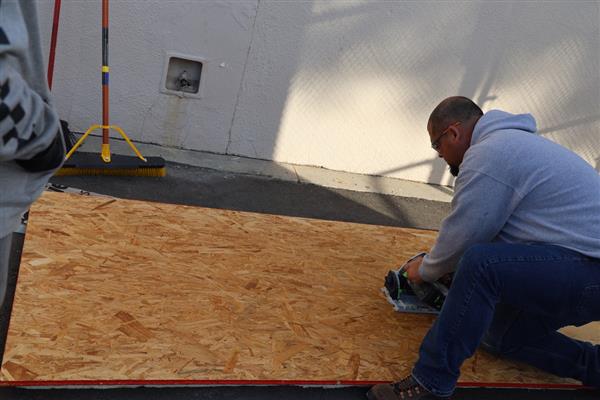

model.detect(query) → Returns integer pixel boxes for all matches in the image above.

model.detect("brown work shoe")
[366,376,449,399]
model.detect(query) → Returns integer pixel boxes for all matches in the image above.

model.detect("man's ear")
[449,125,461,142]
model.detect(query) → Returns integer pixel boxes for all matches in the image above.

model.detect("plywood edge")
[0,378,589,390]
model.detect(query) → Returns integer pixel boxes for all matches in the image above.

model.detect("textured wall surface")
[39,1,599,185]
[39,0,258,153]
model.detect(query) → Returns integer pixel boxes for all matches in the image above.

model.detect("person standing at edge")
[368,97,600,399]
[0,0,65,308]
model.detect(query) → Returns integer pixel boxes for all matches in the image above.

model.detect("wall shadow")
[227,2,597,223]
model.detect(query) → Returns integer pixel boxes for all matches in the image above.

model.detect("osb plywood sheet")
[1,191,597,384]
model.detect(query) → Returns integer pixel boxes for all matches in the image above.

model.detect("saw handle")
[398,252,427,276]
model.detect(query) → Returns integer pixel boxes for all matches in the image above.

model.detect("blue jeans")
[412,243,600,397]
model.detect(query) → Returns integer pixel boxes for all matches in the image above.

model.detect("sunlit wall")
[39,1,599,185]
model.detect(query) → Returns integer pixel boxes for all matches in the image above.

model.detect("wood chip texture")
[1,192,598,384]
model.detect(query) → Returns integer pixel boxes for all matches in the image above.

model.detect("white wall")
[39,1,600,185]
[38,0,259,152]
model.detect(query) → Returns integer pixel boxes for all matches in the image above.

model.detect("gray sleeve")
[0,64,61,162]
[0,1,64,170]
[418,170,522,282]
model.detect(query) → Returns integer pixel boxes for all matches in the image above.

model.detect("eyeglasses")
[431,121,461,151]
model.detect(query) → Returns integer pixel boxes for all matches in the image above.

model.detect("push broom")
[57,0,165,177]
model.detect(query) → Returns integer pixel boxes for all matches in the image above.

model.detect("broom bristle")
[58,153,166,177]
[55,167,166,177]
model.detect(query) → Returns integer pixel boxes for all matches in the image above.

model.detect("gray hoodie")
[419,110,600,282]
[0,0,65,238]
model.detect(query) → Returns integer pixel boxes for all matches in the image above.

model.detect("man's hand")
[404,254,425,285]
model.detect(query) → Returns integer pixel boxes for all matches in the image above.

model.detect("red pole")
[102,0,109,148]
[47,0,62,90]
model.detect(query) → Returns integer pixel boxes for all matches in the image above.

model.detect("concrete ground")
[1,148,598,399]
